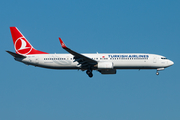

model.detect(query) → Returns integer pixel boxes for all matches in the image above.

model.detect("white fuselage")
[8,27,174,77]
[17,53,174,70]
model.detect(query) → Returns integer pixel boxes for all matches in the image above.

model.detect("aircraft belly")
[38,62,78,69]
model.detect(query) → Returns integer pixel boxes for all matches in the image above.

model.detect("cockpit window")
[161,57,167,59]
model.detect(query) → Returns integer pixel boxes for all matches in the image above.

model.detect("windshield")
[161,57,167,60]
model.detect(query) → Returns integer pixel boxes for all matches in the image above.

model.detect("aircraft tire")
[86,70,93,78]
[156,72,159,75]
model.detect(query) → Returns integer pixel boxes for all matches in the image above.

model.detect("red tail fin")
[10,27,48,55]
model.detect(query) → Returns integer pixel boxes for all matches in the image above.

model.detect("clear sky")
[1,0,180,120]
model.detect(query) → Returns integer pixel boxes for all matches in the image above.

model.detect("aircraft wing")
[59,38,97,68]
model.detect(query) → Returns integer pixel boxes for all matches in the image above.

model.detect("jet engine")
[97,62,114,69]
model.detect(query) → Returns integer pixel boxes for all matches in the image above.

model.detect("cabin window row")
[44,57,148,61]
[44,58,67,60]
[110,58,149,60]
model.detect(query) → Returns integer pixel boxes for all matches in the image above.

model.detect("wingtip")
[59,37,67,48]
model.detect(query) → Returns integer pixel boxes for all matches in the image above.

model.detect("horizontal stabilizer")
[6,51,26,58]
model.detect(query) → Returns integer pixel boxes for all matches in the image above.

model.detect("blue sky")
[1,0,180,120]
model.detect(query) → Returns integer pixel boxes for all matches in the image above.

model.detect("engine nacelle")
[97,62,114,69]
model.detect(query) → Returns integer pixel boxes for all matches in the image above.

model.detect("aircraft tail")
[10,27,48,55]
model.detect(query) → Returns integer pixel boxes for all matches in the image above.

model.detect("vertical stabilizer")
[10,27,48,55]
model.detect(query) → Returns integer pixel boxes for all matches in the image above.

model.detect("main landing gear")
[86,69,93,78]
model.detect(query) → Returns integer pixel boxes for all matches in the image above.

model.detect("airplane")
[6,27,174,78]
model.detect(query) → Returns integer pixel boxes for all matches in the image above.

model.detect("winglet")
[59,37,67,48]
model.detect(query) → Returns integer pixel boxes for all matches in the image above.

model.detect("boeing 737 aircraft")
[7,27,174,77]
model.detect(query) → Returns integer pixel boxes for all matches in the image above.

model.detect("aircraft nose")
[168,60,174,66]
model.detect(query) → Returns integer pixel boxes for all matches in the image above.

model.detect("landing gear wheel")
[156,71,159,75]
[86,70,93,78]
[86,70,90,75]
[88,73,93,78]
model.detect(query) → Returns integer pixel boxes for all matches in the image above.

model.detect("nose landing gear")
[156,68,164,75]
[156,71,159,75]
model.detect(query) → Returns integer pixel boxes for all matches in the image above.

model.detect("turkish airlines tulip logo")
[15,37,32,54]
